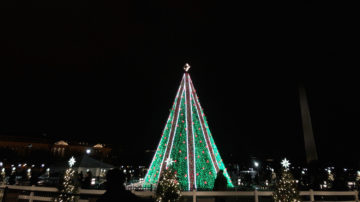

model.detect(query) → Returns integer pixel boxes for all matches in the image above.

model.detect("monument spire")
[299,84,318,164]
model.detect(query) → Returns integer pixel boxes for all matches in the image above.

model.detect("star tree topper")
[165,157,174,167]
[281,158,290,170]
[184,63,191,72]
[68,156,76,168]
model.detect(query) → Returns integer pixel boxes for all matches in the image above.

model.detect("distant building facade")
[0,136,111,161]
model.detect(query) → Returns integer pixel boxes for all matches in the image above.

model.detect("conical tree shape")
[273,168,301,202]
[144,69,233,190]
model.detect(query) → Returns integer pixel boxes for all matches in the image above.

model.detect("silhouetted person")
[213,170,228,202]
[83,171,92,189]
[213,170,227,191]
[2,186,19,201]
[30,171,40,185]
[8,173,16,185]
[78,171,84,186]
[2,186,9,200]
[307,160,322,190]
[332,168,348,191]
[97,168,146,202]
[331,167,349,201]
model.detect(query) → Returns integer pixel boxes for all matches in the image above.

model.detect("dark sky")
[0,0,358,165]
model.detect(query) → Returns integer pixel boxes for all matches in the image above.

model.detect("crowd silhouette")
[213,170,228,202]
[97,168,151,202]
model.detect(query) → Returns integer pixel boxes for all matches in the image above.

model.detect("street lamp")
[86,149,91,154]
[253,161,260,186]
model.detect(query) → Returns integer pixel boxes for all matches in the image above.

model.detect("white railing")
[0,185,105,202]
[1,185,359,202]
[132,189,360,202]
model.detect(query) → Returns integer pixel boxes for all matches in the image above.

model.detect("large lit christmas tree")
[144,64,233,190]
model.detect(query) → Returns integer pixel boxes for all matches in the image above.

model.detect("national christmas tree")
[273,158,301,202]
[55,157,79,202]
[144,64,233,190]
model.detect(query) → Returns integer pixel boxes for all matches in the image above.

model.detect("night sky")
[0,1,358,165]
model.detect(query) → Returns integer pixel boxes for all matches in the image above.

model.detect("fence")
[0,185,359,202]
[0,185,105,202]
[133,189,360,202]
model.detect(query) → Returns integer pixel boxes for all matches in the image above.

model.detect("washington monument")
[299,85,318,164]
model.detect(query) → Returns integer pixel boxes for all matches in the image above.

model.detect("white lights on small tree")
[46,168,50,177]
[281,158,290,170]
[1,168,5,184]
[27,168,31,180]
[155,167,181,202]
[273,158,300,202]
[356,171,360,182]
[68,156,76,168]
[55,157,79,202]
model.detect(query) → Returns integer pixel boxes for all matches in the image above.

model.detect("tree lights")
[273,158,301,202]
[155,167,181,202]
[55,156,79,202]
[144,65,233,190]
[1,168,5,184]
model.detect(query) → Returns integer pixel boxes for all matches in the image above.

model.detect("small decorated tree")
[1,168,5,185]
[55,157,79,202]
[273,158,301,202]
[155,166,181,202]
[26,168,31,180]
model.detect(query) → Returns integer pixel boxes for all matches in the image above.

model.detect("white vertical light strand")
[156,74,185,183]
[189,79,218,175]
[188,74,197,189]
[145,111,171,183]
[190,77,220,171]
[167,89,184,167]
[184,76,191,191]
